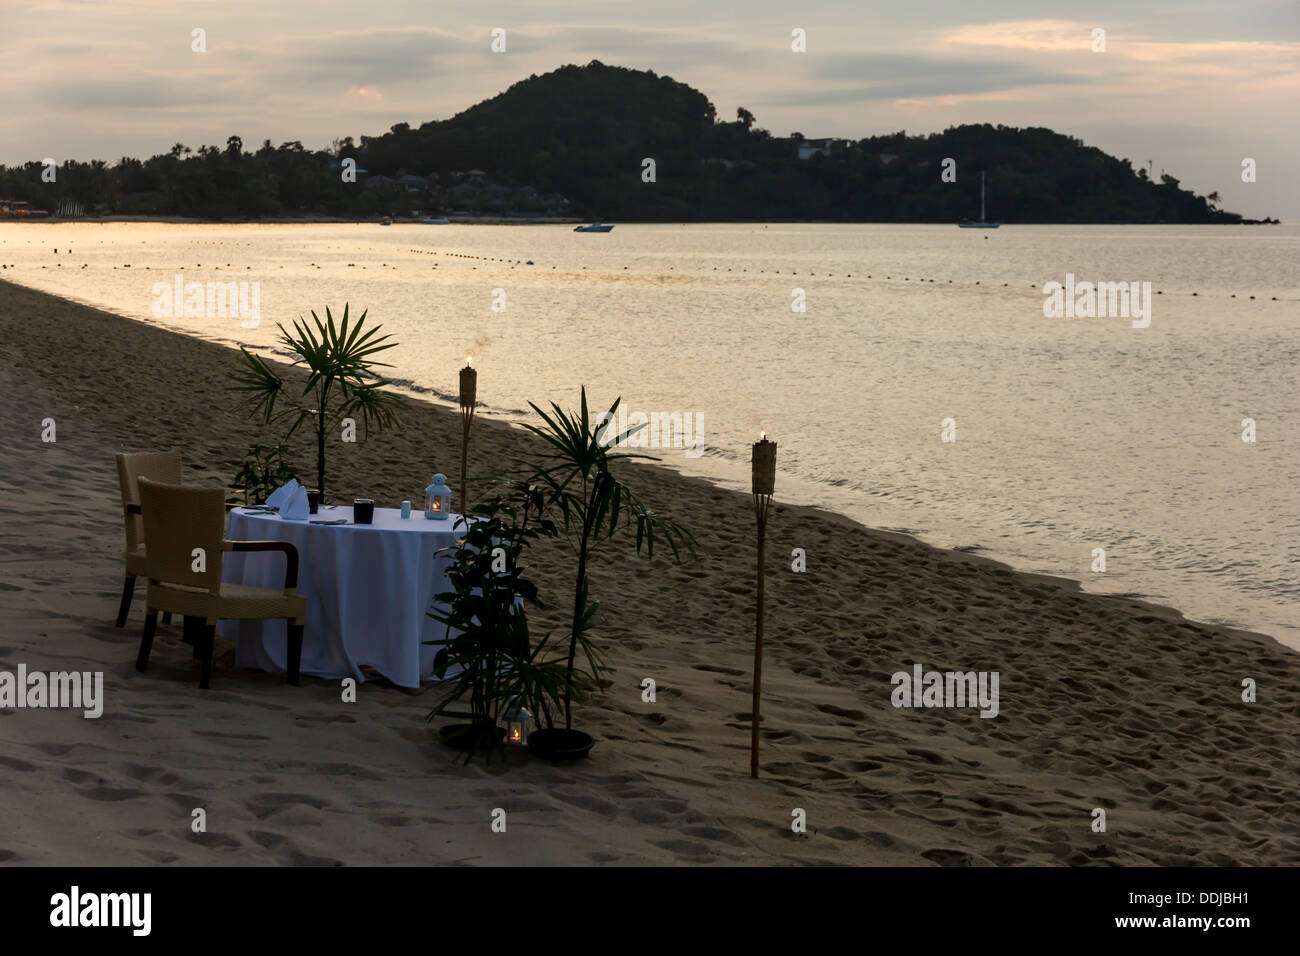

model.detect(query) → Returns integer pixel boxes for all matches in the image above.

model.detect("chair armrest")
[224,540,300,590]
[125,503,143,515]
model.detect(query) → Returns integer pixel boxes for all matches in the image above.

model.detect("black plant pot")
[439,722,505,752]
[527,728,595,762]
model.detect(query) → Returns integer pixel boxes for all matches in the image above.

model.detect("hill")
[0,62,1250,223]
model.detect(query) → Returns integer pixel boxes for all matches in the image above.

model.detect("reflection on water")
[3,221,1297,647]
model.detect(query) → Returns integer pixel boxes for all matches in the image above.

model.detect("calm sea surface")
[3,222,1297,648]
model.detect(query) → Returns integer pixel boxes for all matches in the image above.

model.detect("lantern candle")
[749,430,776,779]
[503,698,532,745]
[424,474,451,520]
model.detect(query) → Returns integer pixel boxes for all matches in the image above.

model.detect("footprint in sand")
[816,703,868,722]
[244,793,330,820]
[698,664,746,676]
[248,830,289,850]
[293,713,356,724]
[80,786,145,802]
[140,850,181,864]
[194,730,270,742]
[680,824,748,847]
[190,832,243,850]
[650,838,716,862]
[625,798,689,825]
[921,847,981,866]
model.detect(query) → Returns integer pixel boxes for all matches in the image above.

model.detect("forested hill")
[0,61,1250,223]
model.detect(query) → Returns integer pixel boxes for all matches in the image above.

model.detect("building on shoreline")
[0,199,50,217]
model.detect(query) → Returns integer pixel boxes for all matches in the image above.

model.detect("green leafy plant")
[227,304,401,501]
[425,481,575,764]
[522,388,695,731]
[227,443,299,506]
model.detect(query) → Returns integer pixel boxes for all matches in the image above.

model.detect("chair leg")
[197,623,216,690]
[286,623,303,686]
[183,615,203,658]
[162,611,173,626]
[136,610,157,671]
[116,576,136,628]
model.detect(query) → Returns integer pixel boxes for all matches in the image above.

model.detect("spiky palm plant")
[523,388,695,730]
[228,304,401,501]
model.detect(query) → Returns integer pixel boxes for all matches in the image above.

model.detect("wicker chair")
[135,478,306,689]
[115,451,183,627]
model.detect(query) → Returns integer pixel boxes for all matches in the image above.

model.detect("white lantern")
[424,473,451,520]
[503,698,532,745]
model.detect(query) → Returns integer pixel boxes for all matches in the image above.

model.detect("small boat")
[423,217,450,224]
[380,218,392,226]
[958,172,999,228]
[574,222,614,232]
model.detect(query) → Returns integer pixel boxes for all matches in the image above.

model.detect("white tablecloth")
[220,506,464,687]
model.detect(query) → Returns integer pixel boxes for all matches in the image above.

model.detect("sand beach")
[1,277,1297,866]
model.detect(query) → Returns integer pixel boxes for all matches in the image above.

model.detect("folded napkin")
[280,485,310,521]
[265,478,300,510]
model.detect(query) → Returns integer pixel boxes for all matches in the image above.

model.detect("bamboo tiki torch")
[458,356,477,521]
[751,430,776,779]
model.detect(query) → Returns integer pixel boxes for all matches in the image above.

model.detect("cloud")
[38,76,234,110]
[767,52,1075,105]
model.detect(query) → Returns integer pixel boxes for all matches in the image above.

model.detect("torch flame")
[760,430,766,441]
[466,355,473,367]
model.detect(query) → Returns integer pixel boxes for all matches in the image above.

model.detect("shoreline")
[0,267,1288,651]
[1,216,1288,226]
[3,276,1299,865]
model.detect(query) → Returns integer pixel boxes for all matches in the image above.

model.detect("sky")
[3,0,1297,218]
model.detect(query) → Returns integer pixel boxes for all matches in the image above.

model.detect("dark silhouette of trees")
[0,63,1246,223]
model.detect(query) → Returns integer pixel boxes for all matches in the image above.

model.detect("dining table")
[220,504,465,687]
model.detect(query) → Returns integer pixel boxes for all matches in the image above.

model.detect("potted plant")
[522,388,695,760]
[425,482,574,764]
[227,304,402,502]
[227,443,298,507]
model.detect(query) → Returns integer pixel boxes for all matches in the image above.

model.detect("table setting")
[219,474,464,687]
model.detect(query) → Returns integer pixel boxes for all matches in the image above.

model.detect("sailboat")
[958,171,999,228]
